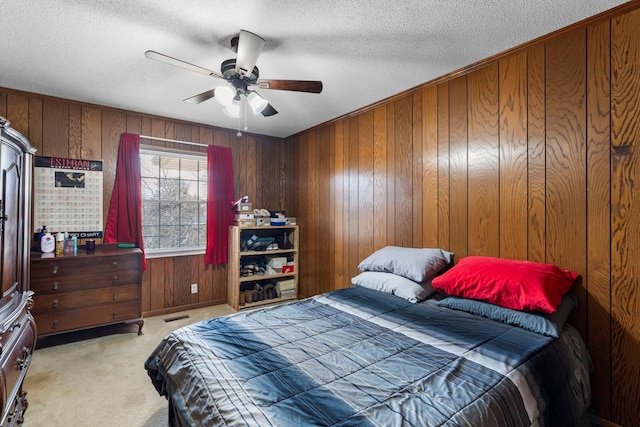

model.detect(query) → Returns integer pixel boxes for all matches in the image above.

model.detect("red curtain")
[205,145,234,265]
[104,133,146,269]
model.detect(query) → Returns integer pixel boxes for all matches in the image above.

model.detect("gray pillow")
[357,246,454,283]
[352,271,436,303]
[437,293,578,338]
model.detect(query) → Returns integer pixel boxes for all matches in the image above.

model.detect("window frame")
[140,145,208,258]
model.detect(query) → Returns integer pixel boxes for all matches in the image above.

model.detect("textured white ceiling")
[0,0,630,138]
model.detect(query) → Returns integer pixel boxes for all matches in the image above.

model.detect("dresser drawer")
[31,284,140,315]
[31,269,140,293]
[0,310,36,419]
[34,301,140,336]
[30,254,140,279]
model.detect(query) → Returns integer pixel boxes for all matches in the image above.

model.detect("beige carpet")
[23,304,235,427]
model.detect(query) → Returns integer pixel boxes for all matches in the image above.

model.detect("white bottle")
[40,231,55,253]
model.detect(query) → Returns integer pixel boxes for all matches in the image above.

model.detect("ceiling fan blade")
[145,50,223,79]
[236,30,265,78]
[183,88,216,104]
[257,79,323,93]
[261,103,278,117]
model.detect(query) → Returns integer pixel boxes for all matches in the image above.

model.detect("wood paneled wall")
[286,7,640,426]
[0,89,287,317]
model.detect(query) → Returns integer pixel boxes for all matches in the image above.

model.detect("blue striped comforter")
[145,286,592,426]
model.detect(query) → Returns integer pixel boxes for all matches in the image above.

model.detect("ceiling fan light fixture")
[215,85,236,107]
[223,98,240,118]
[247,92,268,115]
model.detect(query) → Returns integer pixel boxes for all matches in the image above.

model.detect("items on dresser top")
[30,245,143,337]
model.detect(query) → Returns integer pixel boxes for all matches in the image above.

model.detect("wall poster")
[33,156,104,238]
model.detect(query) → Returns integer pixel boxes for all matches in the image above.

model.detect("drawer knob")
[52,320,58,329]
[52,299,59,308]
[52,281,59,291]
[17,347,29,370]
[112,275,118,284]
[112,261,118,267]
[10,322,21,332]
[112,311,118,319]
[52,265,59,275]
[112,292,118,300]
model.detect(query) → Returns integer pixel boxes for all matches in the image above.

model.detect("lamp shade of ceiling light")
[215,85,236,106]
[247,92,268,115]
[223,99,240,118]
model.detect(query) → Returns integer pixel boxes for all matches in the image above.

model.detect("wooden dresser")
[30,246,144,337]
[0,118,36,426]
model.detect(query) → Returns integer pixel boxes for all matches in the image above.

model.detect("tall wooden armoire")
[0,117,36,426]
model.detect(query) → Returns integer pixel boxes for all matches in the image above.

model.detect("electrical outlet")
[190,283,198,294]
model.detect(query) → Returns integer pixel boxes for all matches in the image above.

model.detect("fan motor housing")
[221,59,259,83]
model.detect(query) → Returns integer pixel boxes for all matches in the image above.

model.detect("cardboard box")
[234,213,255,220]
[266,256,287,269]
[233,202,252,212]
[276,278,295,291]
[256,217,270,226]
[234,219,256,227]
[282,264,294,274]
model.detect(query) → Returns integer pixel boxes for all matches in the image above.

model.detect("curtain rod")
[139,134,208,148]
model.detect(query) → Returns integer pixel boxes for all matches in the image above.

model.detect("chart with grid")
[33,157,104,238]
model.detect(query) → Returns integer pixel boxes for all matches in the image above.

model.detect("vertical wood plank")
[422,86,439,248]
[373,106,388,251]
[586,19,612,420]
[527,46,546,263]
[412,91,423,247]
[0,91,6,118]
[393,96,413,247]
[611,9,640,426]
[6,93,29,136]
[467,64,500,257]
[358,110,374,263]
[347,117,360,279]
[148,258,165,311]
[545,31,588,332]
[499,52,528,260]
[82,107,102,160]
[386,105,396,246]
[437,83,450,250]
[28,97,43,154]
[448,76,468,258]
[318,125,331,292]
[163,257,175,307]
[68,103,82,158]
[333,122,346,288]
[42,99,69,157]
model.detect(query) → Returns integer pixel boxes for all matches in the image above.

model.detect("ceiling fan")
[145,30,323,120]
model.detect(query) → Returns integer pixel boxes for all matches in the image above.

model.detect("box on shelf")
[256,217,270,226]
[282,264,294,274]
[235,219,257,227]
[266,256,287,268]
[235,213,255,220]
[270,218,287,226]
[275,278,295,293]
[279,288,296,299]
[286,217,297,225]
[233,202,252,212]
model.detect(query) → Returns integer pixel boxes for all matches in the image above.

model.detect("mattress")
[145,286,592,426]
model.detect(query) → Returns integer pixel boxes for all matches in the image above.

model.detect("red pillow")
[431,256,579,313]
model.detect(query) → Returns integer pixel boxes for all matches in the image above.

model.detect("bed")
[145,249,592,427]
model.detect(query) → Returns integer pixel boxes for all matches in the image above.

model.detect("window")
[140,146,207,256]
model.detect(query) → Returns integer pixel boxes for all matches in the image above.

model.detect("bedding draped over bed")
[145,287,592,427]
